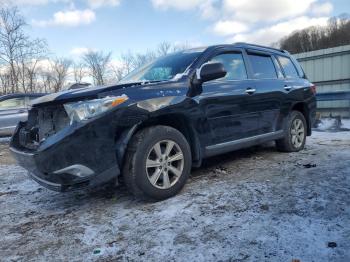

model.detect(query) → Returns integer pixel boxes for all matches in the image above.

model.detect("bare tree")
[18,38,48,92]
[277,15,350,53]
[172,42,191,52]
[49,58,72,92]
[83,50,111,85]
[157,41,172,57]
[0,6,27,93]
[39,70,54,93]
[73,62,86,83]
[0,68,11,94]
[0,6,48,94]
[110,63,125,82]
[120,51,135,75]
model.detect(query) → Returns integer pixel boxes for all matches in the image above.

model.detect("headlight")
[64,95,129,122]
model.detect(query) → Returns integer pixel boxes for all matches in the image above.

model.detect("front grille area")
[36,105,70,141]
[19,105,70,149]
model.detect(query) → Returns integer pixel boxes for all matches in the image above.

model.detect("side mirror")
[198,62,227,83]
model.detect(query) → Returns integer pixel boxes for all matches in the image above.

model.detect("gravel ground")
[0,131,350,262]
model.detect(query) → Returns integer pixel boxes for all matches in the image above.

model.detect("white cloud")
[150,0,334,45]
[213,20,248,36]
[87,0,121,9]
[32,9,96,27]
[151,0,204,10]
[310,2,333,16]
[230,16,329,45]
[223,0,316,23]
[70,47,91,56]
[151,0,218,19]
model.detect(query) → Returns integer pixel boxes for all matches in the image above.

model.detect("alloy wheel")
[146,140,184,189]
[290,118,305,148]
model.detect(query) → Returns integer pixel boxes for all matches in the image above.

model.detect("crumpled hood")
[31,81,186,107]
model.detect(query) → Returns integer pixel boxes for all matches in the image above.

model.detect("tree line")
[277,15,350,54]
[0,6,189,95]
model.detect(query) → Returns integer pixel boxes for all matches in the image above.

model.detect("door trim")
[204,130,284,157]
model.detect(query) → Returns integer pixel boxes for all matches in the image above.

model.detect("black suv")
[10,43,316,200]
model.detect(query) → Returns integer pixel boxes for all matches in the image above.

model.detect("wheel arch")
[115,113,202,168]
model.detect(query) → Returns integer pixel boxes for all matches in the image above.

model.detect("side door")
[193,49,260,146]
[275,54,311,119]
[0,96,27,134]
[245,50,286,134]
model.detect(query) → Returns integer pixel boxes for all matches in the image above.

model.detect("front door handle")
[284,85,293,91]
[245,88,256,95]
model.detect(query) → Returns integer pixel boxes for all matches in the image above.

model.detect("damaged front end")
[10,101,124,192]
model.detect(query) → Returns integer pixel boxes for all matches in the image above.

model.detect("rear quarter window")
[247,54,277,79]
[277,56,299,78]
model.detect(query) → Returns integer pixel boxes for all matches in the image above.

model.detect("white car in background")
[0,93,46,136]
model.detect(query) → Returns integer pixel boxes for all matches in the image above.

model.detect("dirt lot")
[0,132,350,262]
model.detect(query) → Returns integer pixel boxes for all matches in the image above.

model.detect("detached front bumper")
[10,120,120,192]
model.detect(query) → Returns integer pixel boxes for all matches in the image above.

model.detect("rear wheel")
[276,111,307,152]
[123,125,191,200]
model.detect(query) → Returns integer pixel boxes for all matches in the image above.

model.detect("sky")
[3,0,350,59]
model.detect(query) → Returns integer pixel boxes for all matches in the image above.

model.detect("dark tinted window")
[209,53,247,80]
[248,54,277,79]
[277,56,299,78]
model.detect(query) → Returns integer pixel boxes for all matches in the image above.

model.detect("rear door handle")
[245,88,256,95]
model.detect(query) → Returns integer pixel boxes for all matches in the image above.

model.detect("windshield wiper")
[119,79,169,85]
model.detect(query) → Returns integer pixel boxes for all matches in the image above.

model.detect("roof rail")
[234,42,287,53]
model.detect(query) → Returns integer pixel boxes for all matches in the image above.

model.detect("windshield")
[119,51,202,84]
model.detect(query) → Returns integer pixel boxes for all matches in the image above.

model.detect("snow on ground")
[0,137,11,143]
[0,131,350,261]
[315,118,350,132]
[341,119,350,129]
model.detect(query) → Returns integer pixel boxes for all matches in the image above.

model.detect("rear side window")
[277,56,299,78]
[209,53,247,80]
[247,54,277,79]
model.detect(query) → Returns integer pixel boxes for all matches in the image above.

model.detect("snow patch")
[0,137,11,143]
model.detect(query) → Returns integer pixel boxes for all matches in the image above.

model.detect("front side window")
[0,97,26,110]
[277,56,299,78]
[208,53,247,80]
[248,53,277,79]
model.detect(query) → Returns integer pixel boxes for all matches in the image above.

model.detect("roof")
[233,42,288,54]
[183,42,288,56]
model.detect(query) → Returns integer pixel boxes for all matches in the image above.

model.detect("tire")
[276,111,307,152]
[122,125,192,200]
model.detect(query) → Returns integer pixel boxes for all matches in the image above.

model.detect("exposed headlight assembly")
[64,95,129,123]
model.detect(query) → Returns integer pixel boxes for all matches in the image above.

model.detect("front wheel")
[276,111,307,152]
[123,125,192,200]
